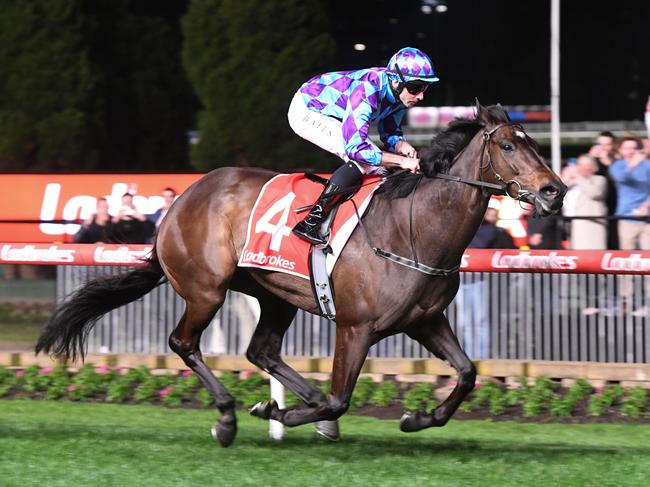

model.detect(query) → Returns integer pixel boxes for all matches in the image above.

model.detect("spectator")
[470,205,517,250]
[147,187,176,229]
[610,136,650,250]
[589,131,619,249]
[526,212,563,249]
[146,187,177,243]
[110,193,153,243]
[590,131,617,169]
[73,198,113,243]
[560,164,580,237]
[562,155,608,249]
[610,135,650,316]
[458,203,516,360]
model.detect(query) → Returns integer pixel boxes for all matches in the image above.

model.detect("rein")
[358,122,536,277]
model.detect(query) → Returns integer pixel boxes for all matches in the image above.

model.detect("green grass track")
[1,400,649,486]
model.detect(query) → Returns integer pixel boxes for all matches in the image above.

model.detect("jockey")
[288,47,438,245]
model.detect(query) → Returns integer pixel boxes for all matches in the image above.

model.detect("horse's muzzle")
[533,182,567,216]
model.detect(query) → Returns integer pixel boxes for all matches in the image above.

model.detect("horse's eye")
[501,143,514,152]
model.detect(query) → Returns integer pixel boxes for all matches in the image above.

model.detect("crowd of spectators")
[74,187,177,244]
[534,97,650,252]
[559,130,649,251]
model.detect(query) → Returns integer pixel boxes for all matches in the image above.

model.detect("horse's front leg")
[251,324,372,436]
[401,313,476,432]
[246,294,340,440]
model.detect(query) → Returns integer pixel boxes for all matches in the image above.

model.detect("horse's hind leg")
[169,300,237,447]
[401,314,476,432]
[246,293,339,440]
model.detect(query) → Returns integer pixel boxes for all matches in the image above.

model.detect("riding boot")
[293,162,363,246]
[292,182,345,245]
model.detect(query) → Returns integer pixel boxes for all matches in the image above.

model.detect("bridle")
[477,122,536,205]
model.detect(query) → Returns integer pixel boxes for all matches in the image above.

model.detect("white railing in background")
[1,243,647,363]
[57,266,649,363]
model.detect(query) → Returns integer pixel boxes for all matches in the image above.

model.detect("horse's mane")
[378,104,511,199]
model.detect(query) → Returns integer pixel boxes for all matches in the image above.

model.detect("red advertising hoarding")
[1,243,648,275]
[1,173,533,246]
[0,174,202,242]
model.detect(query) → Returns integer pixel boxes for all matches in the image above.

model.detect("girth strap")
[352,197,461,278]
[372,247,460,276]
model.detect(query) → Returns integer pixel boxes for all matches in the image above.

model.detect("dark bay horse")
[36,102,565,447]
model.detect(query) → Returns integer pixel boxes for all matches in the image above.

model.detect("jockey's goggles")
[404,81,430,95]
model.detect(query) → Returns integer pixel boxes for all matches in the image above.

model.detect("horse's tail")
[35,249,166,361]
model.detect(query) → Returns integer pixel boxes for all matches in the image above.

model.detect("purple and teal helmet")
[387,47,439,83]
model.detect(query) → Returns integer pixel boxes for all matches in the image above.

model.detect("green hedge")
[1,365,647,419]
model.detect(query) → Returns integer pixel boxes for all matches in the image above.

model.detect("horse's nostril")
[541,185,559,198]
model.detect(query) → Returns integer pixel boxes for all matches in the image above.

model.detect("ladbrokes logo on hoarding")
[0,174,201,243]
[94,246,152,264]
[601,253,650,272]
[0,243,151,265]
[491,251,579,270]
[0,244,76,263]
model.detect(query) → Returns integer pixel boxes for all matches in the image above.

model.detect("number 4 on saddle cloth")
[238,173,383,320]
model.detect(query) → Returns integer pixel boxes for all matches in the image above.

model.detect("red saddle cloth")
[238,173,382,279]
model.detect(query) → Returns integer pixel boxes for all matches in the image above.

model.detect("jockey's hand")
[400,157,420,173]
[379,151,420,173]
[396,140,418,158]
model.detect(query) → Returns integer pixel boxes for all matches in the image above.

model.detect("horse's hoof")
[400,411,426,433]
[249,399,277,420]
[211,415,237,448]
[315,420,340,442]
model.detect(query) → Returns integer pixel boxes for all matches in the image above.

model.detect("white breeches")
[287,92,385,175]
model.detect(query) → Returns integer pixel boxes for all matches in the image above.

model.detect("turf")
[1,400,649,487]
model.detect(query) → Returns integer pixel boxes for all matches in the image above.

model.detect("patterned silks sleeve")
[341,83,383,166]
[378,108,406,151]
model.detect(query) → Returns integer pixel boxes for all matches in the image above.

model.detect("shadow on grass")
[3,420,650,461]
[268,435,650,459]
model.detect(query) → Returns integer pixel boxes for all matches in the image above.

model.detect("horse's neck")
[414,132,491,266]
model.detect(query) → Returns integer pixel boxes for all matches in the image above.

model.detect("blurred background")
[0,0,647,173]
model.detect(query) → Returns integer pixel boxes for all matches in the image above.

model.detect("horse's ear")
[474,97,490,124]
[496,102,512,122]
[474,98,483,118]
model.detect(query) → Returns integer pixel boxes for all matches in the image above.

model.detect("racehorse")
[36,102,566,447]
